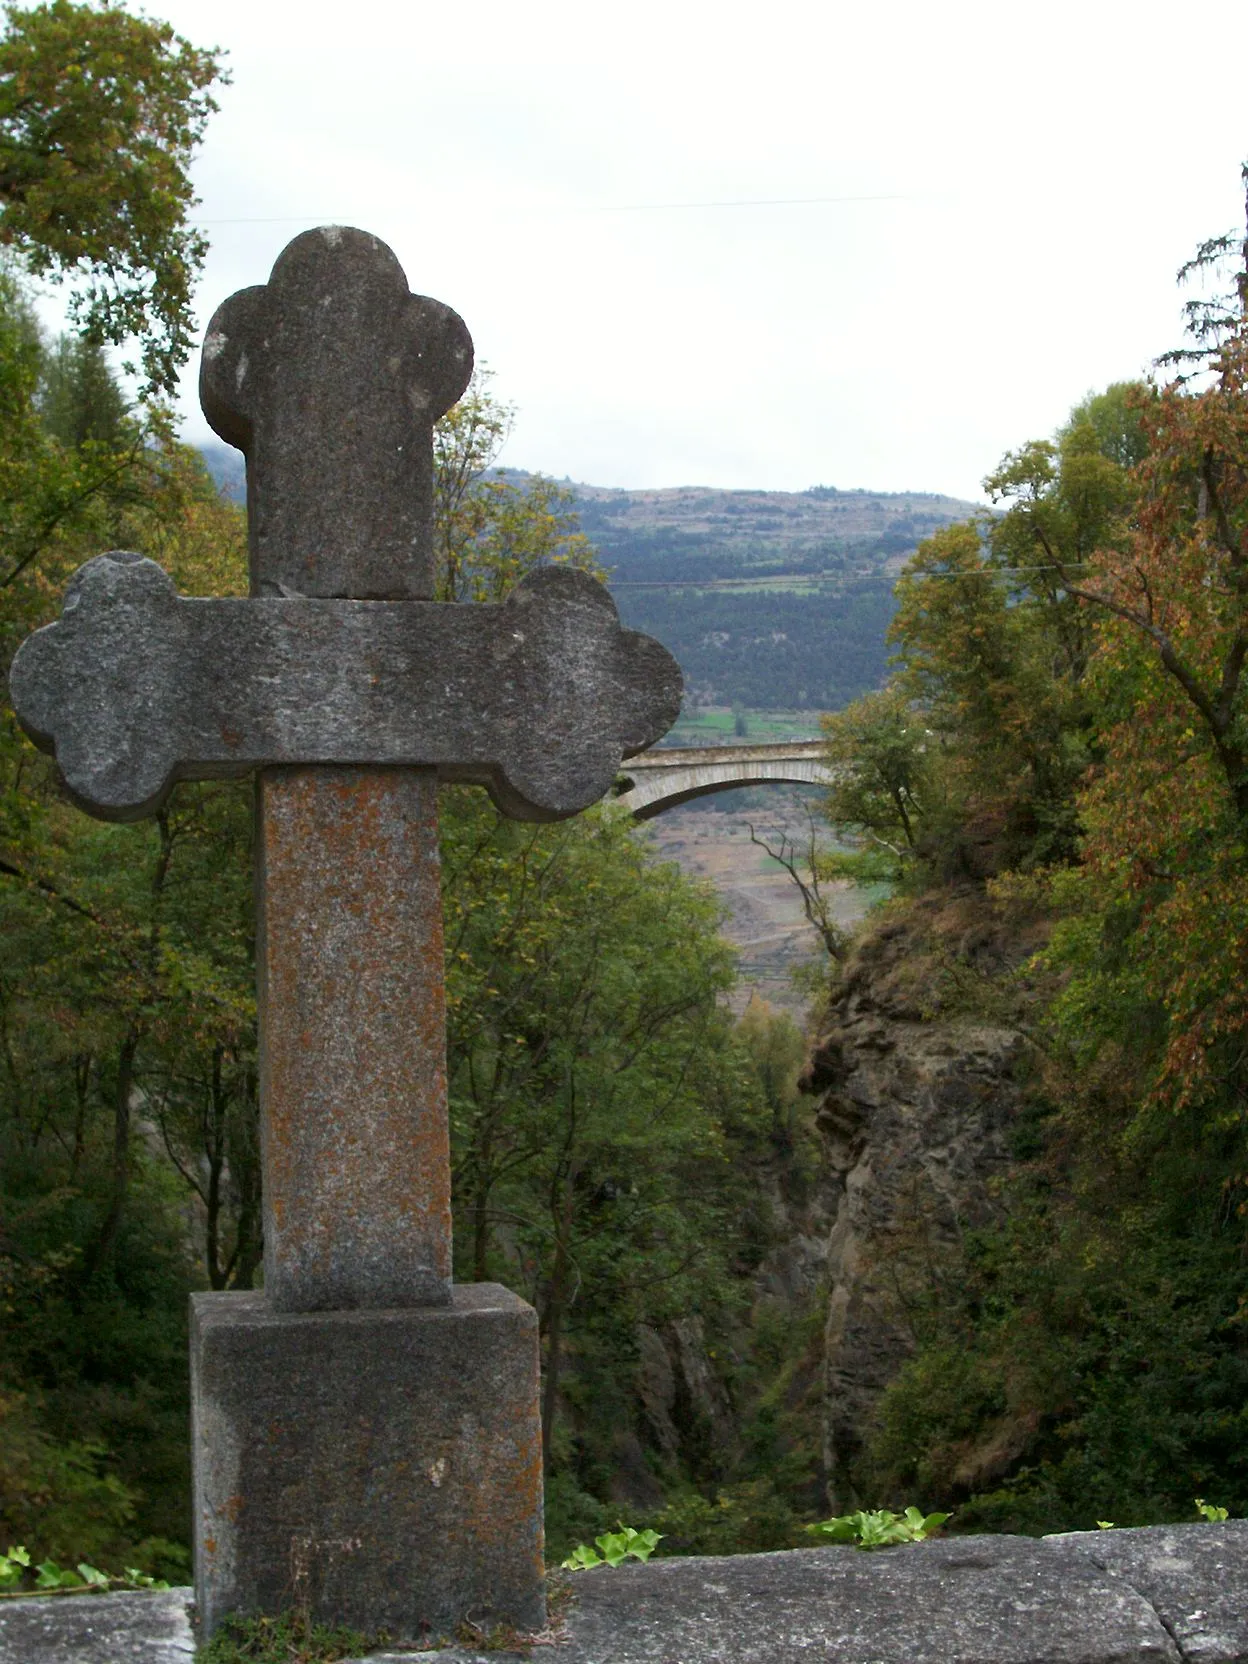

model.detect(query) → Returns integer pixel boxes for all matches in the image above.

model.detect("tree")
[1053,386,1248,825]
[39,331,127,446]
[0,262,252,1570]
[1043,360,1248,1110]
[734,997,805,1146]
[748,811,850,961]
[982,385,1145,685]
[440,791,758,1470]
[819,684,930,867]
[432,369,600,602]
[992,173,1248,1110]
[0,0,226,393]
[874,381,1145,876]
[845,172,1248,1533]
[0,269,197,617]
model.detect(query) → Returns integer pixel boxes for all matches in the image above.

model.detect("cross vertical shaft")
[188,233,550,1636]
[257,765,451,1309]
[199,226,473,1312]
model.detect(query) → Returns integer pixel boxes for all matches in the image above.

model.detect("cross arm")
[9,553,682,822]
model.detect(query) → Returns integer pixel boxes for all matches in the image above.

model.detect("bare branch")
[748,817,847,961]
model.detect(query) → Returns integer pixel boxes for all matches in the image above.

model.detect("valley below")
[641,793,872,1014]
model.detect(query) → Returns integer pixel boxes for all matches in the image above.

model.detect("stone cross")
[8,227,681,1641]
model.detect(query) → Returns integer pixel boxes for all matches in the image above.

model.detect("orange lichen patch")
[256,764,453,1311]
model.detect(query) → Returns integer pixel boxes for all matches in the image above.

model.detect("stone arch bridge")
[612,740,832,819]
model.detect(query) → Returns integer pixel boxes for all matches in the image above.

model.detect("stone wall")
[6,1522,1247,1662]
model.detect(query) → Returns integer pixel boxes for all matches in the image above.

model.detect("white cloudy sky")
[148,0,1248,502]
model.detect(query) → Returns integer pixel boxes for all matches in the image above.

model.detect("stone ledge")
[2,1523,1244,1664]
[1042,1523,1248,1664]
[0,1587,194,1664]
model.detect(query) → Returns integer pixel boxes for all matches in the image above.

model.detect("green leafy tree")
[819,684,931,869]
[0,254,252,1568]
[38,331,127,446]
[734,998,805,1146]
[0,0,226,393]
[0,270,215,632]
[1043,306,1248,1112]
[844,174,1248,1533]
[875,382,1143,876]
[441,791,761,1469]
[433,369,600,603]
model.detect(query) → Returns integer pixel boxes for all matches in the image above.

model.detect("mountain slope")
[197,445,981,713]
[576,482,980,582]
[579,481,982,712]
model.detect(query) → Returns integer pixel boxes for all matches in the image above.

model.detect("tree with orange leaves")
[1044,169,1248,1110]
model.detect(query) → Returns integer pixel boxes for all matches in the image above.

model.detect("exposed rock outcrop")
[583,888,1044,1516]
[632,1315,737,1498]
[800,888,1042,1506]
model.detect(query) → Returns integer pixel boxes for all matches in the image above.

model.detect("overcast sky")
[148,0,1248,503]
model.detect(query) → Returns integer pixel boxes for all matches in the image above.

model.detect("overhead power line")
[610,562,1095,591]
[894,562,1096,580]
[597,193,909,212]
[191,193,911,227]
[192,215,351,225]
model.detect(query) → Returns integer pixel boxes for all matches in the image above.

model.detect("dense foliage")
[819,175,1248,1530]
[616,579,896,712]
[0,0,225,393]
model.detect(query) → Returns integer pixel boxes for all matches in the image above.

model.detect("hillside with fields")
[510,473,982,711]
[200,442,983,716]
[574,481,980,578]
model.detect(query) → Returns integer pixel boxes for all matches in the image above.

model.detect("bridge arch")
[612,741,832,819]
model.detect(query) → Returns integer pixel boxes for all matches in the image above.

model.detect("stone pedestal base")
[190,1285,544,1644]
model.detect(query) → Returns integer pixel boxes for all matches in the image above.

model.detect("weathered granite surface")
[255,766,452,1312]
[0,1587,193,1663]
[190,1287,544,1644]
[374,1538,1182,1664]
[7,1527,1247,1664]
[200,225,473,602]
[9,554,681,823]
[1044,1523,1248,1664]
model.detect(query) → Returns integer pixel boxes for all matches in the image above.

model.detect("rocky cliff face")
[799,888,1041,1507]
[608,889,1041,1523]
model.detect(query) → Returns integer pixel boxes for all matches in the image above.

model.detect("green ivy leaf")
[35,1562,81,1589]
[808,1506,950,1550]
[560,1544,603,1571]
